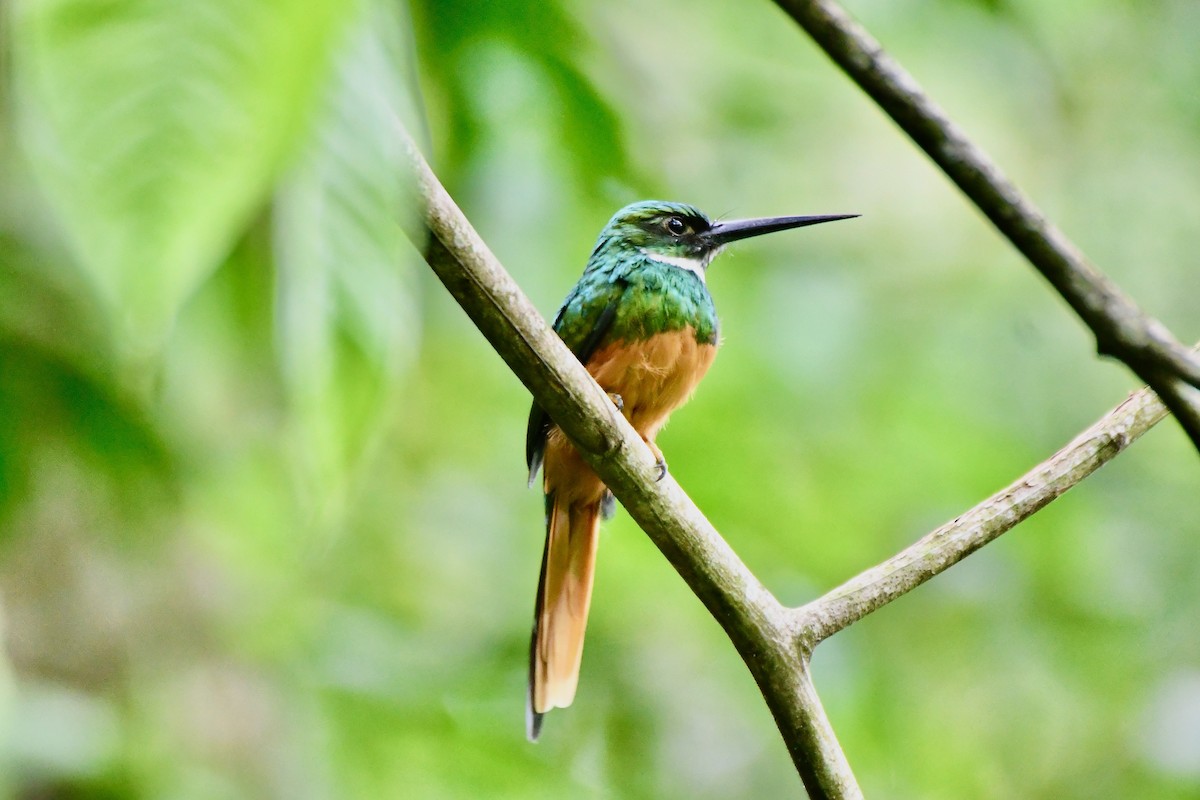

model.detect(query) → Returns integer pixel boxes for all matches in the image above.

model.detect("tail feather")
[526,491,602,741]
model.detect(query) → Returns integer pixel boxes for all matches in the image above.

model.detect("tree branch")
[398,122,1177,795]
[396,128,860,798]
[772,0,1200,452]
[793,384,1170,643]
[402,135,779,634]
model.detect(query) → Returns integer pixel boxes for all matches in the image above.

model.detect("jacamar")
[524,200,856,740]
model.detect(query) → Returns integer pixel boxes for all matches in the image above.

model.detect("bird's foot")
[644,438,668,481]
[600,489,616,520]
[608,392,625,412]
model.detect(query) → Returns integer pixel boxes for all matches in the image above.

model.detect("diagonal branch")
[399,132,781,639]
[773,0,1200,452]
[398,124,1174,798]
[793,384,1170,644]
[396,127,860,798]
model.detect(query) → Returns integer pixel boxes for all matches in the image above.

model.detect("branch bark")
[793,385,1169,644]
[398,126,1172,798]
[772,0,1200,452]
[397,128,860,798]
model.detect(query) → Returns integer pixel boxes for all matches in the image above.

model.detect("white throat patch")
[640,248,715,283]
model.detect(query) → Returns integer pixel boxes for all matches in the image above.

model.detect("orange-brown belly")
[586,328,718,440]
[542,328,717,502]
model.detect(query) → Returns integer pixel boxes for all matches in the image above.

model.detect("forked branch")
[399,127,1172,799]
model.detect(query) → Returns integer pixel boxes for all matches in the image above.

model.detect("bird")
[523,200,856,740]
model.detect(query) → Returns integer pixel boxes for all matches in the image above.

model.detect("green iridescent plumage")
[553,243,720,350]
[554,200,720,351]
[523,199,857,741]
[526,201,719,477]
[525,200,858,483]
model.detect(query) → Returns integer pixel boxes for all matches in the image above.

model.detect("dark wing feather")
[525,279,626,484]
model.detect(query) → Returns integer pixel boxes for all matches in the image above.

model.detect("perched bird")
[524,200,855,740]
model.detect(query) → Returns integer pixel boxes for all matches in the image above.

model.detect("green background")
[1,0,1198,797]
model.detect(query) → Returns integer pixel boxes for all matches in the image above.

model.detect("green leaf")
[272,0,423,523]
[10,0,358,354]
[410,0,638,190]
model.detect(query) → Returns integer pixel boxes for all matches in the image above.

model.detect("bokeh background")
[1,0,1199,797]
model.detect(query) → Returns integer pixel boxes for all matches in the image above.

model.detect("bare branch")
[762,649,864,800]
[400,131,779,636]
[793,385,1170,642]
[397,125,1173,797]
[396,128,860,798]
[772,0,1200,451]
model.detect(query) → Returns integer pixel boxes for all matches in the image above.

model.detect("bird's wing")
[525,277,627,484]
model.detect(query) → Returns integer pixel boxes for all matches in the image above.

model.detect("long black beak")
[699,213,858,246]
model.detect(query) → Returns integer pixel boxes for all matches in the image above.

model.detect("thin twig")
[794,385,1170,642]
[772,0,1200,451]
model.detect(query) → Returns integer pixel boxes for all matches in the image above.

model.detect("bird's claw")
[643,438,667,481]
[608,392,625,412]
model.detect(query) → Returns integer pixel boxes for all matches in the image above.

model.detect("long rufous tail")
[526,492,601,741]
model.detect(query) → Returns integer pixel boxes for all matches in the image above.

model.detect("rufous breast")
[585,327,717,440]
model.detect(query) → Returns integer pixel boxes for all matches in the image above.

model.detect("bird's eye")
[665,216,688,236]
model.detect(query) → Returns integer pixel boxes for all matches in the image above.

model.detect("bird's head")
[594,200,857,278]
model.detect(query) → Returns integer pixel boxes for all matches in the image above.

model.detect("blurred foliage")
[0,0,1198,798]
